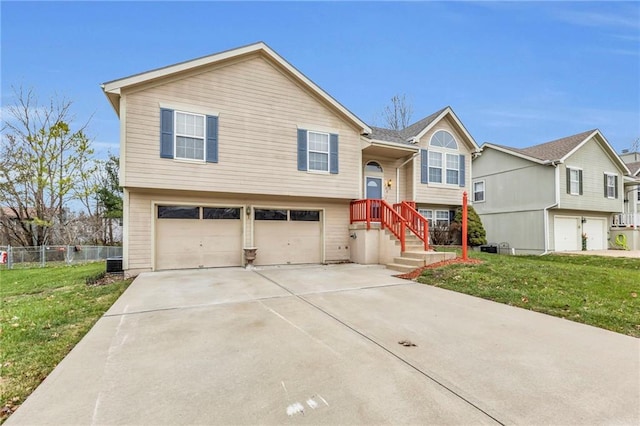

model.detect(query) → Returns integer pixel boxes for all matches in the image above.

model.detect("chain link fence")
[0,245,122,269]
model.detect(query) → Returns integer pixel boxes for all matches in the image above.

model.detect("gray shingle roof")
[369,107,449,144]
[516,129,597,161]
[626,161,640,176]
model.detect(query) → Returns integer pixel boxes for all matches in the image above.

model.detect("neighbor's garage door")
[554,216,580,251]
[253,209,322,265]
[583,218,607,250]
[155,206,242,270]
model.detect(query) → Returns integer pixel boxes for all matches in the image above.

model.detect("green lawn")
[0,263,131,422]
[418,252,640,337]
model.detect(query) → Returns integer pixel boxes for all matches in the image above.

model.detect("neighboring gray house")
[472,129,630,254]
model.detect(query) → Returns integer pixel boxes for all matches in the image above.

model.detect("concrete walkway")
[7,264,640,425]
[562,249,640,258]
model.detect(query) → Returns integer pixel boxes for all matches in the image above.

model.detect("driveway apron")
[7,264,639,425]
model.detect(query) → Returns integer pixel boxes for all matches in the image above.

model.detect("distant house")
[614,152,640,250]
[472,130,630,253]
[102,42,478,276]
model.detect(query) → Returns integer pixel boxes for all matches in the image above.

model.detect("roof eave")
[560,130,631,175]
[481,143,549,165]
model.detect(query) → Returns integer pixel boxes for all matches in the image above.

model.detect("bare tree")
[382,94,414,130]
[0,86,95,246]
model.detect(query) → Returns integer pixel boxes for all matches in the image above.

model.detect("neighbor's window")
[175,111,205,161]
[569,168,581,195]
[605,174,616,198]
[473,181,485,202]
[308,131,329,172]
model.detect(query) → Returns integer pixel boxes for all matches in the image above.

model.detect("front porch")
[349,199,455,272]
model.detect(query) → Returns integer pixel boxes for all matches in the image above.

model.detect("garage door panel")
[201,219,243,267]
[156,219,202,269]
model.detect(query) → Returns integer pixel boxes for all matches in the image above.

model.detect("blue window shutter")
[330,133,339,174]
[459,154,466,187]
[160,108,174,159]
[297,129,307,171]
[420,149,429,184]
[206,115,218,163]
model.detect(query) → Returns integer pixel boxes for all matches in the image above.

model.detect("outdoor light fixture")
[581,217,587,224]
[386,179,393,188]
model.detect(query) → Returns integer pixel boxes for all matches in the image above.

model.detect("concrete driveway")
[8,264,639,425]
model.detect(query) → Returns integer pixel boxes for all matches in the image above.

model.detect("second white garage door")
[554,216,580,251]
[583,218,607,250]
[253,209,322,265]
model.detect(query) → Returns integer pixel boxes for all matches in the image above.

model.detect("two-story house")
[614,151,640,249]
[472,130,630,253]
[102,42,478,276]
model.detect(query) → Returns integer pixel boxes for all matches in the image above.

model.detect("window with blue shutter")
[298,129,339,174]
[206,115,218,163]
[297,129,308,171]
[160,109,218,163]
[160,108,174,159]
[459,154,466,187]
[330,133,339,174]
[420,149,429,184]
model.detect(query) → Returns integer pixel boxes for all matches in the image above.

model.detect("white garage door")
[554,216,580,251]
[253,209,322,265]
[583,218,607,250]
[156,206,243,270]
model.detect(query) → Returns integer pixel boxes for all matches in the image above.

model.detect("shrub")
[452,205,487,246]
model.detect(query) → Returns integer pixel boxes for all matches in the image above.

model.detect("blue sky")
[2,1,639,158]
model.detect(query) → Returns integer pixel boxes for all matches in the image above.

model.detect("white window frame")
[307,130,330,173]
[435,210,450,227]
[418,209,433,227]
[568,167,581,195]
[473,180,485,203]
[605,173,617,199]
[445,153,459,185]
[429,130,460,186]
[174,111,206,162]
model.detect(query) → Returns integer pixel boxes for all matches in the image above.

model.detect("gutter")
[396,152,420,203]
[541,161,562,255]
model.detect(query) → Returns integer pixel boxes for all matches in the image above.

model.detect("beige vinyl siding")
[559,136,625,213]
[413,118,474,205]
[126,189,351,274]
[121,54,361,199]
[472,149,556,215]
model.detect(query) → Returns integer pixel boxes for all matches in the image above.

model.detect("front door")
[366,177,382,221]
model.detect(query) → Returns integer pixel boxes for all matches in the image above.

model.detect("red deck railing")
[350,199,431,252]
[394,201,429,251]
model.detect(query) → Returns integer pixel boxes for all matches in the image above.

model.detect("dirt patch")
[86,273,125,286]
[395,257,482,280]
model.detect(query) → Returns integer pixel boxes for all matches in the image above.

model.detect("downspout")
[541,161,561,255]
[396,152,419,204]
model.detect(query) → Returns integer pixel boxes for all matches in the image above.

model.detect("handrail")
[350,199,410,252]
[380,200,406,252]
[394,201,429,251]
